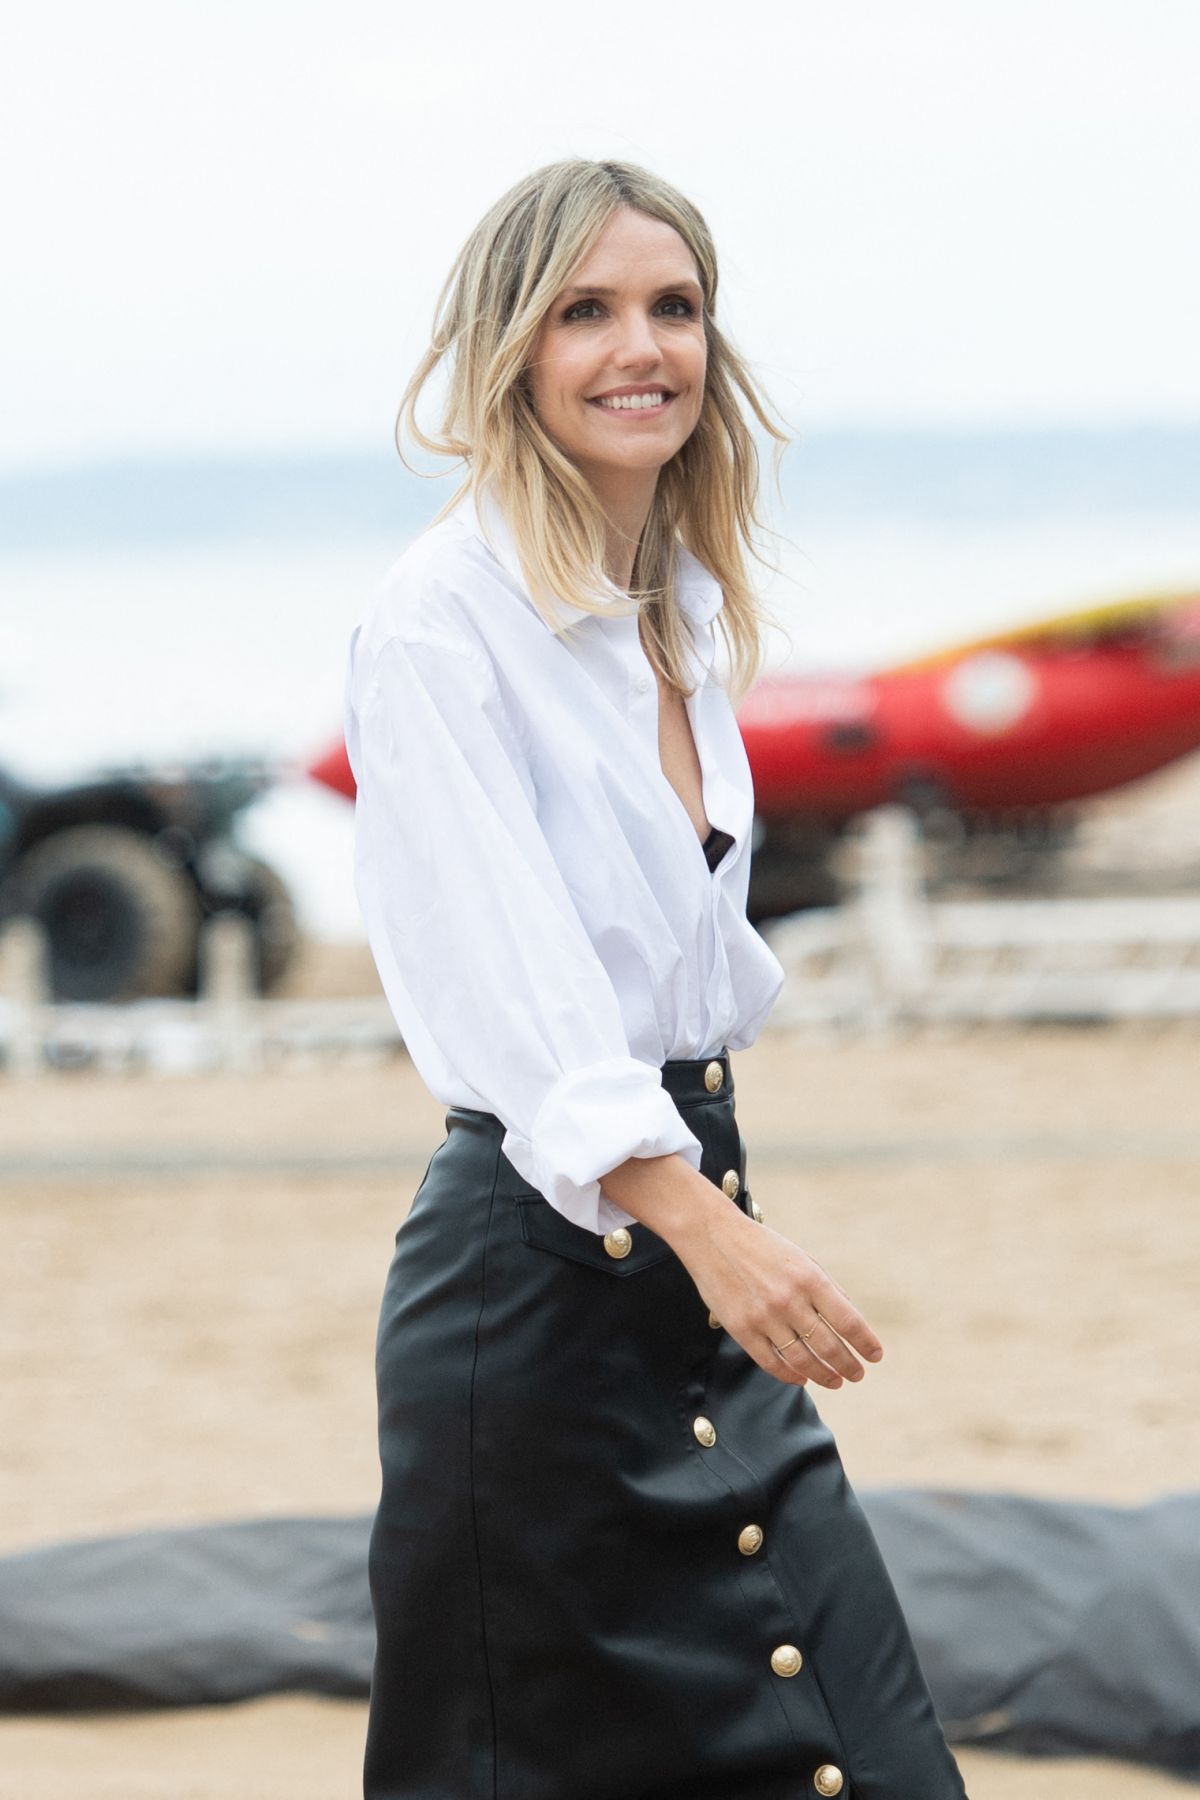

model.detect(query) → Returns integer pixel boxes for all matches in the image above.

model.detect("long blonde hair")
[396,158,788,700]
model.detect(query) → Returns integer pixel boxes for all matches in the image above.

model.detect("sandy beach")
[2,939,1198,1797]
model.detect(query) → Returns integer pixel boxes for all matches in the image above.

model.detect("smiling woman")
[524,209,709,572]
[396,159,783,703]
[346,157,970,1800]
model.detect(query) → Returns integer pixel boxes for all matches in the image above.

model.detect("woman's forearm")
[601,1151,727,1250]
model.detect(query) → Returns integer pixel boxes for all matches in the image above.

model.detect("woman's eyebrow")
[562,277,704,298]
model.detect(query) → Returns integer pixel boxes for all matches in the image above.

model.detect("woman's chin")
[577,438,688,478]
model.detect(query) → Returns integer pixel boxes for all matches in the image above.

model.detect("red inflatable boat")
[742,588,1200,822]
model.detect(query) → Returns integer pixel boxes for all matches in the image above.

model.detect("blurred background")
[2,2,1199,1796]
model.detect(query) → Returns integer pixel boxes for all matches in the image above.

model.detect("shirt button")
[737,1523,763,1555]
[692,1415,717,1447]
[770,1643,803,1677]
[603,1227,633,1258]
[704,1060,724,1092]
[813,1767,844,1796]
[749,1197,765,1223]
[721,1169,740,1199]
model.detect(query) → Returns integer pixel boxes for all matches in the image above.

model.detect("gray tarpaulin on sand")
[0,1491,1197,1778]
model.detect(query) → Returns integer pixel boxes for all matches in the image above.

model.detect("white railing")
[0,913,400,1078]
[4,806,1200,1074]
[763,807,1200,1030]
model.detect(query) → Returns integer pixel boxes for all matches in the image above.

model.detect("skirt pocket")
[514,1193,675,1276]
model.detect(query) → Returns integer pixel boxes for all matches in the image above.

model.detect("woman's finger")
[768,1333,843,1390]
[796,1314,867,1382]
[808,1276,884,1365]
[788,1345,843,1390]
[740,1331,809,1387]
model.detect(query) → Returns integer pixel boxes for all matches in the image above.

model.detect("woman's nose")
[612,311,661,368]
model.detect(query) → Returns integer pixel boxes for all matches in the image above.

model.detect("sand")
[2,948,1199,1796]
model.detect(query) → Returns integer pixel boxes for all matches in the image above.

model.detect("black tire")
[4,824,200,1001]
[205,853,299,994]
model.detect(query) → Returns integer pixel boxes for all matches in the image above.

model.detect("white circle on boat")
[941,650,1037,735]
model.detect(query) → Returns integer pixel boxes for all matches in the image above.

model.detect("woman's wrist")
[600,1151,727,1249]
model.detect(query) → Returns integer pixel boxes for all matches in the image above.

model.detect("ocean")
[2,428,1197,938]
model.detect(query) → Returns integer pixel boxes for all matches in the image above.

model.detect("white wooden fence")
[763,808,1200,1030]
[0,912,399,1078]
[3,806,1200,1075]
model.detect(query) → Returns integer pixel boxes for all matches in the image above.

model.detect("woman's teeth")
[594,391,668,410]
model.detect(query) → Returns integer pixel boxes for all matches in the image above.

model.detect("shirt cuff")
[500,1056,704,1236]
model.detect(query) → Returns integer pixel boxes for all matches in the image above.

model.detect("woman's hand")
[602,1154,883,1389]
[671,1198,883,1388]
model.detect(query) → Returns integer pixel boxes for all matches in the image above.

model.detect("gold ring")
[801,1322,820,1346]
[773,1334,799,1353]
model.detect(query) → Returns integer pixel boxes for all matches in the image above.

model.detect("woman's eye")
[560,295,697,323]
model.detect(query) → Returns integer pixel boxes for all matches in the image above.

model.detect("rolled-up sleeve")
[344,628,702,1234]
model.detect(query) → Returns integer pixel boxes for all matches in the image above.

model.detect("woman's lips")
[587,392,675,416]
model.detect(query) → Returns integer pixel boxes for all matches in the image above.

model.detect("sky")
[4,0,1200,474]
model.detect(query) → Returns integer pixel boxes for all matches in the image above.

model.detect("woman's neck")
[576,464,659,591]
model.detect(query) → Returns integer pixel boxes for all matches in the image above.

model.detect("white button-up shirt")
[342,485,784,1234]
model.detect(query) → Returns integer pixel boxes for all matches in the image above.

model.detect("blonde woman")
[344,159,967,1800]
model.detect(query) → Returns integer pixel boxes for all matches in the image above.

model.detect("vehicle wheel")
[221,854,300,994]
[4,824,199,1001]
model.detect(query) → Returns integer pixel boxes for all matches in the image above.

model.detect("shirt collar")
[453,482,725,634]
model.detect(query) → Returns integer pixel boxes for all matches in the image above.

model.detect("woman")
[344,159,967,1800]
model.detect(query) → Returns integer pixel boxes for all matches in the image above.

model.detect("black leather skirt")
[363,1051,968,1800]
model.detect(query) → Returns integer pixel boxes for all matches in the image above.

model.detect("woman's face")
[526,206,707,489]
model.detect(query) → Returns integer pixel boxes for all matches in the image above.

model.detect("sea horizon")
[2,421,1199,555]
